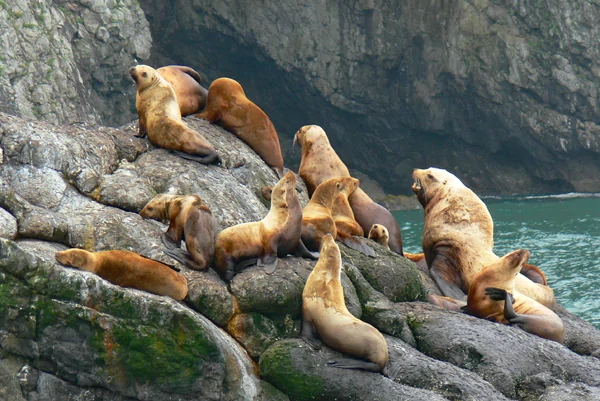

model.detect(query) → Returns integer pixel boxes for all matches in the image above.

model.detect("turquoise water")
[393,194,600,328]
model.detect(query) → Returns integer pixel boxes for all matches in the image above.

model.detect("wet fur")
[140,194,217,271]
[130,65,218,164]
[55,249,188,301]
[294,125,404,255]
[412,167,556,307]
[198,77,283,177]
[157,65,208,116]
[301,235,388,372]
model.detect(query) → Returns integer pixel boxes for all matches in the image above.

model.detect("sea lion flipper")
[429,253,467,301]
[163,248,204,271]
[300,319,322,350]
[258,254,278,274]
[520,263,548,285]
[162,232,181,250]
[327,359,381,372]
[172,150,220,165]
[295,239,319,260]
[338,236,375,257]
[135,116,147,138]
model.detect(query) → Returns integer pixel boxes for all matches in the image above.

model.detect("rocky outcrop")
[1,113,600,400]
[138,0,600,195]
[0,0,149,126]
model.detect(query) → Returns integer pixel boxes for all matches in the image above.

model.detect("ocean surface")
[393,194,600,329]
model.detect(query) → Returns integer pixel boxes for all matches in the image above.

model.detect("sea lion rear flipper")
[520,263,548,285]
[172,150,221,165]
[428,294,466,311]
[337,236,375,257]
[258,254,278,274]
[327,359,381,372]
[295,239,319,260]
[162,232,181,250]
[429,252,467,301]
[163,248,203,271]
[300,319,322,350]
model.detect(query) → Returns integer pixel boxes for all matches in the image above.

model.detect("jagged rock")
[396,301,600,399]
[0,207,17,239]
[0,239,265,401]
[139,0,600,196]
[0,0,150,126]
[259,339,450,401]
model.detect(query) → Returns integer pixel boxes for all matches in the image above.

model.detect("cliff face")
[1,113,600,400]
[139,0,600,195]
[0,0,150,126]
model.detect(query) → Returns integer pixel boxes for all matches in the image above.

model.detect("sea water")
[393,194,600,328]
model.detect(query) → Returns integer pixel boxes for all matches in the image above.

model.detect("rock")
[259,339,450,401]
[0,238,264,401]
[183,268,235,327]
[0,208,17,239]
[396,302,600,399]
[0,356,28,401]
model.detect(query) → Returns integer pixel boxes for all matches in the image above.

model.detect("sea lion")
[214,171,316,281]
[157,65,208,116]
[294,125,404,255]
[55,249,188,301]
[301,233,388,373]
[140,194,217,271]
[412,167,556,307]
[198,77,284,177]
[332,180,374,256]
[129,64,219,164]
[465,249,564,343]
[368,224,389,249]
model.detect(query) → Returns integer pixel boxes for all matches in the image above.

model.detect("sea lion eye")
[427,174,434,180]
[142,72,147,77]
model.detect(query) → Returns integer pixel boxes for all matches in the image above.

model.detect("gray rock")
[0,207,17,239]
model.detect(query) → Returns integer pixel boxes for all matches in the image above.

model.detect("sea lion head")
[129,65,160,91]
[55,249,90,269]
[482,249,531,288]
[318,233,342,274]
[368,224,389,246]
[270,171,295,209]
[140,194,179,222]
[293,125,330,152]
[411,167,465,207]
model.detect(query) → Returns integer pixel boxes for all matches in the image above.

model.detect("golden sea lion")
[294,125,403,255]
[140,194,217,271]
[198,77,284,177]
[465,249,564,343]
[157,65,208,116]
[55,249,188,301]
[214,171,317,281]
[412,167,556,307]
[301,233,388,373]
[129,64,219,164]
[368,224,389,249]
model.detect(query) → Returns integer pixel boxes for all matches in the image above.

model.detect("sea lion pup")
[214,172,317,281]
[368,224,389,249]
[293,125,404,255]
[412,167,556,307]
[157,65,208,116]
[55,249,188,301]
[140,194,217,271]
[129,64,219,164]
[198,77,284,177]
[301,234,388,373]
[465,249,565,343]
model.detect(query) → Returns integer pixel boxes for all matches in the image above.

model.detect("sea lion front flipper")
[327,359,381,372]
[520,263,548,285]
[135,116,147,138]
[429,252,467,301]
[338,236,375,257]
[300,319,322,350]
[172,150,220,165]
[161,232,181,250]
[295,239,319,260]
[258,254,278,274]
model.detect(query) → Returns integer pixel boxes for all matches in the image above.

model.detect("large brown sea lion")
[198,77,284,177]
[465,249,564,343]
[157,65,208,116]
[140,194,217,271]
[412,167,556,307]
[55,249,188,301]
[214,171,317,281]
[301,233,389,373]
[129,64,219,164]
[294,125,403,255]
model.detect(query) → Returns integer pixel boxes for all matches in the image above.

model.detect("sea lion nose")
[129,67,135,74]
